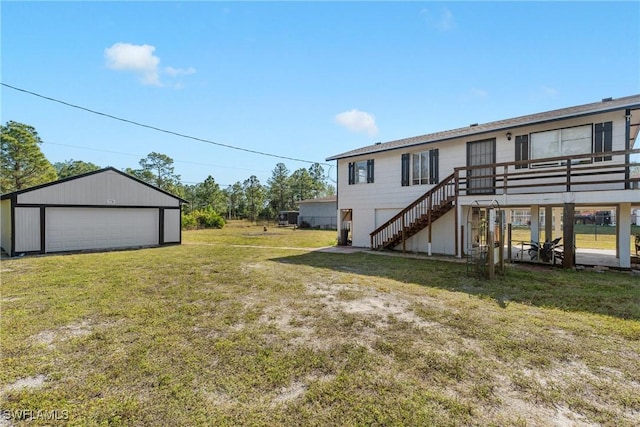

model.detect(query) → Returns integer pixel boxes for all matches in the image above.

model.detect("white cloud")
[420,7,455,31]
[104,42,196,87]
[105,43,161,85]
[335,109,379,137]
[438,8,454,31]
[165,66,197,77]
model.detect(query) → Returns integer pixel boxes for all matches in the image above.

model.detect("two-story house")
[327,95,640,268]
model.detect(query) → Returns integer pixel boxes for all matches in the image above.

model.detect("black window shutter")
[515,135,529,169]
[594,122,612,162]
[348,162,355,185]
[429,149,439,184]
[367,159,374,183]
[401,154,410,186]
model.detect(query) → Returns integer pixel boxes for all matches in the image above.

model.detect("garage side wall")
[1,200,12,255]
[163,208,181,243]
[15,207,41,252]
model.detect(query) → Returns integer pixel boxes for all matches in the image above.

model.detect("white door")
[45,208,158,252]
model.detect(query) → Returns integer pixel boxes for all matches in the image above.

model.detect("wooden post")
[487,208,495,279]
[454,170,460,257]
[562,203,575,269]
[545,206,553,242]
[402,214,406,253]
[507,223,512,263]
[503,165,508,195]
[427,196,433,255]
[498,211,504,273]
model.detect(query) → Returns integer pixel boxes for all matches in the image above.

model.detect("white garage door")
[46,208,159,253]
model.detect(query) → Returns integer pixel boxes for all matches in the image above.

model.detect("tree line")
[1,120,335,226]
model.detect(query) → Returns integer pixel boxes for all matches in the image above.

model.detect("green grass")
[510,224,640,251]
[1,221,639,426]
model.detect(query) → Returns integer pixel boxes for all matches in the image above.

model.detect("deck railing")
[368,148,638,250]
[456,148,639,196]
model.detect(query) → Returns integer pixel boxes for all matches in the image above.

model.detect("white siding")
[18,170,180,207]
[1,200,12,255]
[45,207,159,252]
[336,111,633,250]
[163,209,181,243]
[15,207,41,252]
[396,209,456,255]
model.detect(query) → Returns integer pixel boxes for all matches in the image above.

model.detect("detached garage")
[0,167,187,257]
[297,196,337,229]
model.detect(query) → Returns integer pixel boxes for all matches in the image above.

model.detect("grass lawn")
[510,224,640,252]
[1,221,639,426]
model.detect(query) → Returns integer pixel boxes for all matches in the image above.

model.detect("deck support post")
[562,203,575,269]
[545,206,553,242]
[486,208,495,279]
[617,203,631,268]
[553,207,562,238]
[530,205,540,246]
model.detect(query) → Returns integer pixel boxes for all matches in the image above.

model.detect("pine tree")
[1,121,57,192]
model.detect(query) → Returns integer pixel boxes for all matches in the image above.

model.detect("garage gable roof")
[0,167,188,204]
[326,94,640,161]
[297,196,337,204]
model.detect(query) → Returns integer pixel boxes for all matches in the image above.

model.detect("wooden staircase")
[370,173,457,250]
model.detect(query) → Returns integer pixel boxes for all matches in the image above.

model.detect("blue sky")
[2,1,639,188]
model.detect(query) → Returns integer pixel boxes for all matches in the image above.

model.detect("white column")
[553,207,562,238]
[617,203,631,269]
[530,205,540,244]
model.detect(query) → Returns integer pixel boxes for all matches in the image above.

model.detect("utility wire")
[42,140,270,174]
[2,82,332,166]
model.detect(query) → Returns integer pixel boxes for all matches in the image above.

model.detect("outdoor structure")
[277,210,299,226]
[0,167,187,257]
[326,95,640,268]
[297,196,337,229]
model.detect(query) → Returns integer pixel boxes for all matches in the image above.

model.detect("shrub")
[182,212,198,230]
[182,208,225,230]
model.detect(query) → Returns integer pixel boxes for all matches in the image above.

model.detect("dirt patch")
[306,282,442,330]
[30,320,93,349]
[2,374,47,394]
[273,381,307,404]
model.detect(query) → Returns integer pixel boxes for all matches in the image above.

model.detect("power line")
[42,140,270,174]
[2,82,332,166]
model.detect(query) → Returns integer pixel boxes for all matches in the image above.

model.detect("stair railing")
[370,173,457,249]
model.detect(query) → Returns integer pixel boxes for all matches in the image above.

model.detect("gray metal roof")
[0,167,189,203]
[297,195,337,204]
[326,94,640,161]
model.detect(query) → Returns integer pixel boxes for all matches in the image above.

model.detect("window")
[348,159,374,184]
[401,149,439,186]
[530,124,592,167]
[412,151,429,185]
[514,135,529,169]
[594,121,612,162]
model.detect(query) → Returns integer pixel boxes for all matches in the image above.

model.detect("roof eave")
[326,97,640,161]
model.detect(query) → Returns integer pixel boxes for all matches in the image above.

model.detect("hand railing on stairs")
[370,173,457,250]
